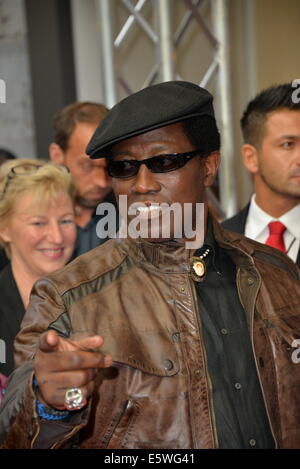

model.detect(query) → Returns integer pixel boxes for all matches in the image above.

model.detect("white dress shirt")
[245,195,300,263]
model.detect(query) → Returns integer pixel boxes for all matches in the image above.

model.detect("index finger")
[39,329,61,353]
[39,330,105,354]
[52,350,112,371]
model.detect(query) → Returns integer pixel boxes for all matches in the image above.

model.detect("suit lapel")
[222,203,250,234]
[236,203,250,233]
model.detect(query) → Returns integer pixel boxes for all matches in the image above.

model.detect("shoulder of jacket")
[39,239,129,296]
[221,225,300,281]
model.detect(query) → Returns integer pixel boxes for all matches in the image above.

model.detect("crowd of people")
[0,102,114,398]
[0,81,299,449]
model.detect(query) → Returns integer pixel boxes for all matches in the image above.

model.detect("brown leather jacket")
[1,220,300,449]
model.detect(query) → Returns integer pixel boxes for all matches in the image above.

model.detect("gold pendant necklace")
[190,248,210,282]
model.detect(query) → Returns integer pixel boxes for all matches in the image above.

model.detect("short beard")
[260,170,300,200]
[76,196,102,210]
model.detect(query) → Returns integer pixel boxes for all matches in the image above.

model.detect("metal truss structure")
[96,0,237,217]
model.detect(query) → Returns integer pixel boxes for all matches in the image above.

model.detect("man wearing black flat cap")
[1,81,300,449]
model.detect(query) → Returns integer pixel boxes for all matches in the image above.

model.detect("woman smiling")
[0,159,77,382]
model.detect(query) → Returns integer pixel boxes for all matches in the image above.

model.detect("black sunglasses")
[107,150,203,179]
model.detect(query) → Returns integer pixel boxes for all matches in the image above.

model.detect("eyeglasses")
[107,150,203,179]
[0,163,69,199]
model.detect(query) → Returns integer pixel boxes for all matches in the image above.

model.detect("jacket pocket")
[105,399,136,449]
[104,396,182,449]
[132,441,179,449]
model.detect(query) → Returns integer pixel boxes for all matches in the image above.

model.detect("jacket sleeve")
[0,277,90,448]
[14,277,72,367]
[0,363,38,448]
[0,363,91,449]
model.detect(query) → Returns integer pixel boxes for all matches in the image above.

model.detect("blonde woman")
[0,159,77,382]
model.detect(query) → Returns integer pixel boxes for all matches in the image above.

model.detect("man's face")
[63,122,112,209]
[255,109,300,200]
[111,122,219,241]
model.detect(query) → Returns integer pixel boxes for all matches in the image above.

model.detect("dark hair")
[241,83,300,147]
[53,101,108,151]
[182,115,221,156]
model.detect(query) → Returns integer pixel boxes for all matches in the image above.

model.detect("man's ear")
[49,143,65,165]
[203,151,221,188]
[242,144,259,175]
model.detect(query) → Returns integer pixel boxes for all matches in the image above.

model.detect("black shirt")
[194,221,275,448]
[0,248,8,273]
[72,191,119,259]
[0,264,25,378]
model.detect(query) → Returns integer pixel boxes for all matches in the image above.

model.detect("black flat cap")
[87,81,217,159]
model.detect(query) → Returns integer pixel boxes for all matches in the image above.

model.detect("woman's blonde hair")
[0,158,76,256]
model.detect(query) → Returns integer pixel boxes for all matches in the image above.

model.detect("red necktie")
[265,221,286,253]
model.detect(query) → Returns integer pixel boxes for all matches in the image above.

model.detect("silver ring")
[64,387,86,411]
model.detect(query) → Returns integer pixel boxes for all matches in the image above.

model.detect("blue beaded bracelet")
[37,400,70,421]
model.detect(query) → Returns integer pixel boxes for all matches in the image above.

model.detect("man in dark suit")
[223,83,300,267]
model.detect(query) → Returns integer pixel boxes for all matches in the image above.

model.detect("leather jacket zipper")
[104,399,132,448]
[30,415,41,449]
[249,314,278,448]
[236,267,278,449]
[190,279,219,449]
[50,422,87,449]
